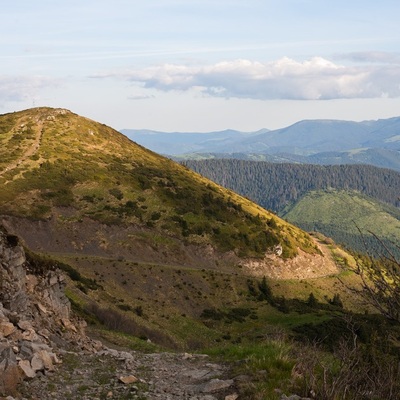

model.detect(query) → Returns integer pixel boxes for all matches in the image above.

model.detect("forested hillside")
[183,160,400,255]
[183,160,400,212]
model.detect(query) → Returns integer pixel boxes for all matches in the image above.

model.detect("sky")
[1,0,400,132]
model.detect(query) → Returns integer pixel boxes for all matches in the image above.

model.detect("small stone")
[106,391,113,397]
[22,329,39,341]
[225,394,239,400]
[49,274,59,286]
[118,351,134,361]
[38,350,55,371]
[1,364,24,395]
[35,302,48,314]
[1,348,16,364]
[119,375,139,384]
[50,352,62,365]
[0,322,16,338]
[17,320,33,331]
[92,340,103,351]
[61,318,77,333]
[31,354,45,372]
[19,344,33,359]
[198,379,234,394]
[38,329,50,339]
[18,359,36,379]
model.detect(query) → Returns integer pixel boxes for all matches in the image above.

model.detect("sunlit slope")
[282,189,400,255]
[0,107,318,263]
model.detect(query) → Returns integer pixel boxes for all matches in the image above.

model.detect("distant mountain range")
[121,117,400,171]
[120,128,269,156]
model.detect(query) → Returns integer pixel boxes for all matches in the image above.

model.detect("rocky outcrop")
[0,225,99,396]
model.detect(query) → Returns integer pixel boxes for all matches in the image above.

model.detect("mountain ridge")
[121,116,400,171]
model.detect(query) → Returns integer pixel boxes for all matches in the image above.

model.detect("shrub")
[109,187,123,200]
[293,320,400,400]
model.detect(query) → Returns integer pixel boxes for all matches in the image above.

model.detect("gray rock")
[0,348,17,365]
[18,360,36,379]
[30,353,45,372]
[196,379,234,394]
[17,320,33,331]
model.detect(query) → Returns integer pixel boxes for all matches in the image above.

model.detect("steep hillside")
[183,159,400,255]
[0,107,319,262]
[0,107,349,349]
[183,159,400,211]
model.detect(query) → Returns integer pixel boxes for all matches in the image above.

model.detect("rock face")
[0,225,96,396]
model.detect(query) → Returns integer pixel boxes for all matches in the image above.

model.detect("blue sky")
[1,1,400,131]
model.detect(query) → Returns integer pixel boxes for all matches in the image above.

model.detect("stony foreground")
[18,347,239,400]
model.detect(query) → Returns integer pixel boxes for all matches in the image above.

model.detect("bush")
[293,321,400,400]
[109,188,123,200]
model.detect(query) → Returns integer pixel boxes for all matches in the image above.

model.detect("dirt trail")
[243,237,340,280]
[0,121,43,180]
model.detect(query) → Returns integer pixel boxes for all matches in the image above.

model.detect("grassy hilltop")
[0,107,317,260]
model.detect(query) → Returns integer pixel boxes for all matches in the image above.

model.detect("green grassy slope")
[281,189,400,255]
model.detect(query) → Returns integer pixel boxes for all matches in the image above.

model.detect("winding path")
[0,121,43,181]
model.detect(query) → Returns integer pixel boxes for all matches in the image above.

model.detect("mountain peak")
[0,107,322,269]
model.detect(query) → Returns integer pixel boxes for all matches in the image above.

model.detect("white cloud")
[0,75,59,104]
[93,57,400,100]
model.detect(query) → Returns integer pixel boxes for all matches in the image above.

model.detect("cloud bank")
[94,57,400,101]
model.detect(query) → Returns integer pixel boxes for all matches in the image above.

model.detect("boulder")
[0,322,16,338]
[30,353,45,372]
[18,359,36,379]
[119,375,139,384]
[17,320,33,331]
